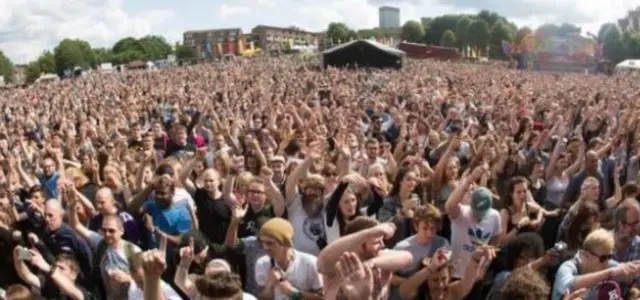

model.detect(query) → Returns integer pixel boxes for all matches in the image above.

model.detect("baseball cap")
[596,281,622,300]
[179,230,209,255]
[471,187,493,221]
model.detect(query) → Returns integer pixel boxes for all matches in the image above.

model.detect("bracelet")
[291,289,302,300]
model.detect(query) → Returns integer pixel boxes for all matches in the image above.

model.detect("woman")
[431,146,460,241]
[377,167,418,222]
[324,173,383,243]
[563,201,600,254]
[556,177,600,242]
[545,138,583,209]
[499,177,545,244]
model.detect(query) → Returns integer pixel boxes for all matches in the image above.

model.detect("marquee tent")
[616,59,640,71]
[322,39,405,69]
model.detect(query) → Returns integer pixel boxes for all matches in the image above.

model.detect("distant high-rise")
[379,6,400,29]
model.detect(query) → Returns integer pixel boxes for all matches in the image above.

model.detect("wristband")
[291,289,302,300]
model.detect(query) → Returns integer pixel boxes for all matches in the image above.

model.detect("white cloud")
[217,4,251,19]
[0,0,174,63]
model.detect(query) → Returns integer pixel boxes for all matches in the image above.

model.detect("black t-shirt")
[238,204,276,238]
[128,139,143,151]
[193,188,230,244]
[164,142,196,159]
[39,276,98,300]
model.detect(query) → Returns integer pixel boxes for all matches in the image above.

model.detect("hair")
[500,268,550,300]
[194,272,243,300]
[580,176,599,193]
[389,167,413,197]
[343,216,379,236]
[499,232,544,271]
[102,214,124,232]
[501,176,529,210]
[27,186,42,198]
[5,284,33,300]
[615,202,640,229]
[621,183,639,198]
[205,259,232,275]
[56,253,80,276]
[583,228,614,254]
[566,202,599,251]
[413,204,442,229]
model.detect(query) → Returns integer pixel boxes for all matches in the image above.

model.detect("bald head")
[44,199,64,231]
[614,200,640,241]
[95,187,116,214]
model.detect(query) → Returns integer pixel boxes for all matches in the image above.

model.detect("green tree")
[112,37,145,56]
[93,48,113,64]
[624,29,640,59]
[357,28,383,39]
[36,51,56,74]
[440,30,456,47]
[0,50,13,83]
[425,15,466,45]
[597,23,617,43]
[326,22,350,43]
[477,10,500,28]
[401,20,425,43]
[346,30,358,41]
[175,43,196,60]
[53,39,93,75]
[515,27,533,44]
[467,19,490,56]
[602,25,625,63]
[25,62,41,84]
[456,16,472,54]
[138,35,173,60]
[490,21,514,58]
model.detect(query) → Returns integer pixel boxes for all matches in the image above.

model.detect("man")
[552,228,640,300]
[268,156,286,191]
[37,156,61,199]
[612,201,640,263]
[445,166,501,279]
[127,252,182,299]
[31,199,93,289]
[88,187,141,246]
[390,204,449,299]
[13,247,97,299]
[230,170,285,238]
[563,150,605,208]
[317,217,413,300]
[254,218,323,300]
[165,124,196,159]
[67,185,141,300]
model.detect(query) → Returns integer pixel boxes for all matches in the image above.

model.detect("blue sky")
[0,0,636,63]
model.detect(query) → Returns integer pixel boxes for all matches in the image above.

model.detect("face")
[445,160,459,180]
[427,267,450,294]
[270,161,285,179]
[304,185,324,202]
[246,182,266,206]
[31,191,45,205]
[366,141,379,159]
[154,185,174,207]
[339,192,358,217]
[193,161,205,175]
[42,158,56,177]
[44,205,63,231]
[400,171,418,192]
[512,182,528,204]
[80,156,92,170]
[583,182,600,200]
[416,221,437,243]
[201,170,220,192]
[617,208,640,242]
[55,260,77,281]
[152,123,162,135]
[259,235,286,258]
[557,156,569,169]
[582,246,613,271]
[100,218,122,245]
[585,152,598,170]
[362,236,384,259]
[94,190,115,214]
[143,136,154,150]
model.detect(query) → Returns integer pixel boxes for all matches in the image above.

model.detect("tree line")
[0,36,198,84]
[326,10,640,64]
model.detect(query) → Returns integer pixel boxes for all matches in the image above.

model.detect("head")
[94,187,117,214]
[390,167,417,197]
[585,150,599,172]
[27,186,45,206]
[566,202,600,250]
[153,176,175,208]
[444,157,460,181]
[259,218,294,260]
[44,199,64,231]
[268,156,286,182]
[424,257,455,295]
[194,272,243,300]
[41,157,56,177]
[412,205,441,244]
[580,177,600,202]
[301,174,326,203]
[503,232,545,270]
[201,169,221,193]
[471,187,493,222]
[614,202,640,244]
[180,230,211,264]
[5,284,33,300]
[344,216,382,260]
[500,268,550,300]
[503,176,528,209]
[100,215,124,245]
[205,259,232,276]
[621,183,638,199]
[173,124,188,145]
[55,254,81,282]
[365,138,379,159]
[556,152,570,170]
[579,228,615,273]
[245,178,267,207]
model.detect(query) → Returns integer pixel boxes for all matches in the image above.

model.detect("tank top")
[505,204,537,233]
[546,177,568,207]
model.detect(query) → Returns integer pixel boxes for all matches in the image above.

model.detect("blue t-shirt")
[142,200,192,244]
[38,172,60,199]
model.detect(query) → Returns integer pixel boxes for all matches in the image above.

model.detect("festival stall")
[502,31,602,73]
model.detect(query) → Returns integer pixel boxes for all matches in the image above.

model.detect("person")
[87,187,141,246]
[13,247,97,299]
[612,201,640,262]
[254,218,323,300]
[127,251,182,300]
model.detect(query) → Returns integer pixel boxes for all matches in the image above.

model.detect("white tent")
[616,59,640,70]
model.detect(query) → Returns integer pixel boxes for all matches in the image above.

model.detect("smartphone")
[17,247,31,260]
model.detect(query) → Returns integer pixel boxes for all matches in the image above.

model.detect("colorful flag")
[502,41,512,55]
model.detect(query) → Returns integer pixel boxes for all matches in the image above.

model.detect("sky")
[0,0,638,64]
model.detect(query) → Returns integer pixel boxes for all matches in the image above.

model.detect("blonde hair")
[583,228,614,254]
[580,177,599,191]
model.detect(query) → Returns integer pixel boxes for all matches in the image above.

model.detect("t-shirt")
[87,231,141,299]
[237,236,267,296]
[88,210,141,246]
[450,204,501,278]
[552,256,620,300]
[255,250,323,300]
[128,280,182,300]
[239,205,276,238]
[193,188,230,244]
[38,172,60,199]
[142,200,192,247]
[287,195,325,255]
[173,187,197,212]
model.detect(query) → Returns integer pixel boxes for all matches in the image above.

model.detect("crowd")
[0,56,637,300]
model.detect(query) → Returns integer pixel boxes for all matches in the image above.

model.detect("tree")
[93,48,113,64]
[602,25,625,63]
[489,21,514,58]
[456,16,472,53]
[175,43,196,60]
[357,28,383,39]
[425,15,466,45]
[557,23,581,36]
[36,51,56,74]
[326,22,350,43]
[440,30,456,47]
[624,29,640,59]
[53,39,93,75]
[138,35,173,60]
[515,27,533,44]
[467,19,490,56]
[597,23,618,43]
[0,50,13,83]
[401,20,425,43]
[346,30,358,41]
[477,10,500,29]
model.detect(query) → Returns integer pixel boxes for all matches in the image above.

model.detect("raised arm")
[445,165,486,219]
[284,144,320,205]
[174,238,197,299]
[260,167,286,217]
[12,247,40,289]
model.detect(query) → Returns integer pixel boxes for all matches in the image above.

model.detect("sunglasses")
[586,249,613,263]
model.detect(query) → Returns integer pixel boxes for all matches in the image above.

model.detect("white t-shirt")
[128,280,182,300]
[255,250,323,300]
[173,187,196,211]
[287,195,325,255]
[449,204,501,278]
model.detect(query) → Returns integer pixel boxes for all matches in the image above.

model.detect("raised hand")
[259,166,274,181]
[141,249,167,279]
[232,203,249,221]
[336,252,374,300]
[178,237,195,268]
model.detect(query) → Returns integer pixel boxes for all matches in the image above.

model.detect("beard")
[302,193,323,217]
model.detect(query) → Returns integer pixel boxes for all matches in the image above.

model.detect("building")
[379,6,400,29]
[251,25,323,52]
[182,28,243,59]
